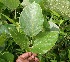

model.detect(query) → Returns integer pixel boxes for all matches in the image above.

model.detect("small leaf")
[1,14,16,25]
[51,10,60,17]
[59,19,64,25]
[48,21,59,31]
[31,31,59,54]
[20,2,44,37]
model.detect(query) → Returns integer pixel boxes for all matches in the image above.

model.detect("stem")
[14,9,17,19]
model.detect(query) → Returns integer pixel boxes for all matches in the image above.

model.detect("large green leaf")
[19,2,44,37]
[0,24,29,50]
[0,0,20,10]
[31,31,59,54]
[44,0,70,19]
[8,26,29,50]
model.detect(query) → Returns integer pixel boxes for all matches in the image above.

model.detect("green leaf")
[0,0,20,10]
[0,33,6,46]
[1,14,16,25]
[51,10,60,17]
[0,24,29,50]
[44,0,70,19]
[0,52,14,62]
[0,2,5,10]
[0,53,6,62]
[0,24,12,34]
[48,21,59,31]
[31,31,59,54]
[0,25,10,46]
[0,58,6,62]
[43,18,50,31]
[20,2,44,37]
[59,19,64,25]
[8,26,29,50]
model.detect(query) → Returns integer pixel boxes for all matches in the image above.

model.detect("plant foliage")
[0,0,70,62]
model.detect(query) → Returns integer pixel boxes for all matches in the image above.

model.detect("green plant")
[0,0,70,62]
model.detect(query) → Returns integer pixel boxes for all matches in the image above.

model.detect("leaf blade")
[31,31,59,54]
[20,2,44,37]
[0,0,20,10]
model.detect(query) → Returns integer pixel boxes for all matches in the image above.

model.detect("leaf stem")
[14,9,17,19]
